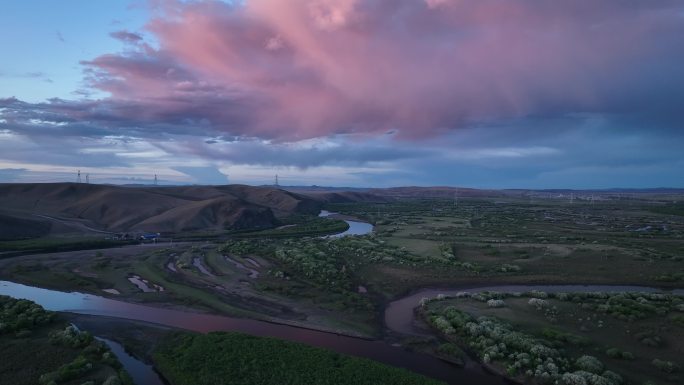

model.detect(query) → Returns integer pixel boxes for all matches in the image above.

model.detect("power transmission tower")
[275,174,279,186]
[77,170,81,183]
[154,174,158,186]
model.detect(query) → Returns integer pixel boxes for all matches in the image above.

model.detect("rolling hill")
[0,183,322,237]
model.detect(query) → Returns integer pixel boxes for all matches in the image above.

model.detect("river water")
[0,280,503,385]
[319,210,374,237]
[98,337,166,385]
[4,280,683,385]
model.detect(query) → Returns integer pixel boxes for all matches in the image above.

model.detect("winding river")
[3,279,683,385]
[319,210,374,237]
[0,280,505,385]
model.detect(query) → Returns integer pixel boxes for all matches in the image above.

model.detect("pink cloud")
[76,0,684,140]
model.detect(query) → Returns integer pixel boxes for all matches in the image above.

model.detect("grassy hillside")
[0,183,323,238]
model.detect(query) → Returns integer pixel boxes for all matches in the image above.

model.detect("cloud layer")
[1,0,683,187]
[7,0,684,140]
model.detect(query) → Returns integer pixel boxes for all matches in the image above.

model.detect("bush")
[561,372,587,385]
[529,298,549,309]
[575,355,604,374]
[651,358,680,373]
[487,299,506,308]
[605,348,633,360]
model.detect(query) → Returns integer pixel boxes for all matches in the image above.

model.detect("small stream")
[98,337,166,385]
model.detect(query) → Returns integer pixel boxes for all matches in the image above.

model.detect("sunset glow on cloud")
[1,0,683,187]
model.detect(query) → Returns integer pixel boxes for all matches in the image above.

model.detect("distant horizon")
[1,180,683,193]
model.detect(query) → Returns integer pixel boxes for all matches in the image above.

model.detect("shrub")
[499,264,521,273]
[561,372,587,385]
[529,298,549,309]
[487,299,506,308]
[575,355,604,374]
[652,358,679,373]
[602,370,623,385]
[431,316,455,334]
[605,348,634,361]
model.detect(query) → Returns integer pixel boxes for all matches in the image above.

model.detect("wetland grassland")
[2,194,684,384]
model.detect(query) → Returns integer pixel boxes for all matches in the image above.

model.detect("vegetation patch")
[153,331,444,385]
[420,291,684,385]
[0,296,132,385]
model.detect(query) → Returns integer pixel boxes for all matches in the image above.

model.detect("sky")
[1,0,683,188]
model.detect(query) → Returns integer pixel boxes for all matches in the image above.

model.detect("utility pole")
[275,174,279,187]
[154,174,158,186]
[85,174,89,184]
[77,170,81,183]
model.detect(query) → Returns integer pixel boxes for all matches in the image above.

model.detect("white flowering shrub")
[487,299,506,308]
[576,355,604,374]
[529,298,549,309]
[561,372,587,385]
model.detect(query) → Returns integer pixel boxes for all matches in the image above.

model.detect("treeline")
[231,217,349,238]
